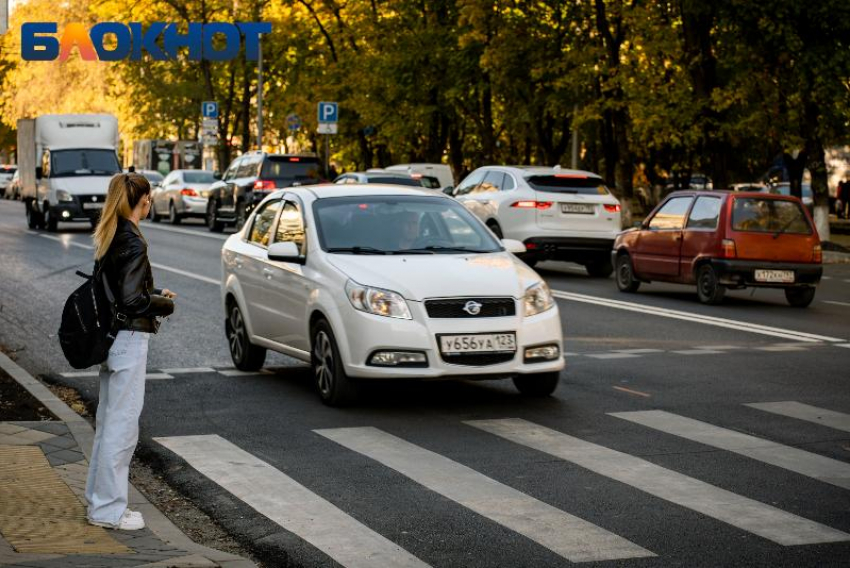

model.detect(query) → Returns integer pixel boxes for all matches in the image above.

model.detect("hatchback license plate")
[754,269,794,283]
[440,333,516,354]
[561,203,594,214]
[82,202,104,210]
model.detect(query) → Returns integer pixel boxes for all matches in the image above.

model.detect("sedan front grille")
[425,298,516,318]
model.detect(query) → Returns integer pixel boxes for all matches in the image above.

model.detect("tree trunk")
[783,150,807,200]
[806,139,831,242]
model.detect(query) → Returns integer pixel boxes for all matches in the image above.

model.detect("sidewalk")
[0,352,256,568]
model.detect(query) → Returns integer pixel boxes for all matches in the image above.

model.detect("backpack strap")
[93,260,128,339]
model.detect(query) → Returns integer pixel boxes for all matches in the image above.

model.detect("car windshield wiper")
[326,246,389,255]
[396,246,492,254]
[772,217,799,239]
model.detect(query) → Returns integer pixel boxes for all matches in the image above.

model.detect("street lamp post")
[257,37,263,150]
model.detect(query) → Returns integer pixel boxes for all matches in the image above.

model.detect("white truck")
[18,114,121,231]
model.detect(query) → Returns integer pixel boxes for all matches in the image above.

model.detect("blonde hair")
[93,173,151,260]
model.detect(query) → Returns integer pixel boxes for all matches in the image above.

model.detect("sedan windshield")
[52,149,121,177]
[314,196,502,254]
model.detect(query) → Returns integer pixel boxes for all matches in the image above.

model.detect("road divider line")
[316,426,654,562]
[60,371,172,380]
[610,410,850,491]
[550,290,844,343]
[823,300,850,307]
[160,367,217,374]
[612,386,651,398]
[141,221,230,241]
[744,402,850,434]
[467,418,849,546]
[39,233,93,250]
[155,434,430,568]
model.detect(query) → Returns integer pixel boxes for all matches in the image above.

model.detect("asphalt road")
[1,198,849,567]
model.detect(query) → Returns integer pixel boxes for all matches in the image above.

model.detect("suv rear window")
[525,175,608,194]
[731,198,812,234]
[261,157,321,181]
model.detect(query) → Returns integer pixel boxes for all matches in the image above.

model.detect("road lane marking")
[612,386,651,398]
[837,344,850,349]
[823,300,850,307]
[155,434,429,568]
[756,345,810,352]
[745,402,850,434]
[39,233,93,250]
[218,368,272,377]
[610,410,850,491]
[160,367,217,374]
[59,371,172,380]
[140,221,230,241]
[585,352,640,359]
[467,418,849,546]
[671,349,724,355]
[316,426,654,562]
[613,348,664,354]
[550,290,845,343]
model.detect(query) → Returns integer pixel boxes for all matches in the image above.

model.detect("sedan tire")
[513,372,560,396]
[168,201,181,225]
[312,319,359,407]
[226,301,266,371]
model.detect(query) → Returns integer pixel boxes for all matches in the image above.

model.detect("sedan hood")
[326,253,540,301]
[52,176,112,194]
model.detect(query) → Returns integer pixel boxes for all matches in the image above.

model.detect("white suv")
[453,166,622,276]
[221,184,564,406]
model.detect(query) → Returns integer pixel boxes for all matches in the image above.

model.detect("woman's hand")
[161,289,177,299]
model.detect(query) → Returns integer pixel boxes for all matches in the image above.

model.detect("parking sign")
[202,101,218,119]
[317,102,338,123]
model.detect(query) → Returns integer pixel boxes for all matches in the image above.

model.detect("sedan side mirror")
[501,238,526,255]
[442,186,455,196]
[268,241,305,265]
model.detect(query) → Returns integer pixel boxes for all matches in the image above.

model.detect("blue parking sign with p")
[318,102,338,123]
[202,101,218,119]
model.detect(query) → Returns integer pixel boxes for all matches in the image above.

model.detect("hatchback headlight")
[523,281,554,317]
[345,280,412,320]
[56,189,74,202]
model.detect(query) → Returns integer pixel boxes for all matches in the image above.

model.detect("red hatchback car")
[612,191,822,306]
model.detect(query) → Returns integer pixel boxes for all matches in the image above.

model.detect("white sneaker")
[89,509,145,530]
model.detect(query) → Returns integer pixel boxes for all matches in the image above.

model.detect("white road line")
[613,348,665,354]
[611,410,850,491]
[144,373,173,380]
[59,371,172,380]
[550,289,845,343]
[837,344,850,349]
[823,300,850,307]
[218,368,271,377]
[316,426,653,563]
[585,353,640,360]
[155,434,429,568]
[756,345,810,352]
[39,233,93,250]
[160,367,217,374]
[699,345,743,350]
[468,418,849,546]
[671,349,724,355]
[141,221,229,241]
[745,402,850,434]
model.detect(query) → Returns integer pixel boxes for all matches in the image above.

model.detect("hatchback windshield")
[525,175,608,195]
[183,171,215,183]
[731,198,812,234]
[52,149,121,177]
[314,196,503,254]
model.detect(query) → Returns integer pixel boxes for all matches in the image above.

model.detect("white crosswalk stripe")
[154,434,430,568]
[610,410,850,490]
[316,426,654,562]
[468,418,849,546]
[745,402,850,434]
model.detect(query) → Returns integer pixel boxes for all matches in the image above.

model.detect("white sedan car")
[151,169,217,224]
[453,166,622,275]
[221,185,564,405]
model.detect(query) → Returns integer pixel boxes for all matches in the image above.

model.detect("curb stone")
[0,351,257,568]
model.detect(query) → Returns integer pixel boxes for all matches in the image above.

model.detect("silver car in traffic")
[151,169,217,224]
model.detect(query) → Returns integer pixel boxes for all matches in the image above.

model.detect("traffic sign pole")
[317,102,338,180]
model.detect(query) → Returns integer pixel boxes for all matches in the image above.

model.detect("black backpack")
[58,263,126,369]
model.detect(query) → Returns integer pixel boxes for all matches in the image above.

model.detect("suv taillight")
[180,188,198,197]
[721,239,737,259]
[254,180,275,190]
[511,200,553,210]
[813,244,822,263]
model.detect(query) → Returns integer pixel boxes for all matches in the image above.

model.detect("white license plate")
[561,203,595,214]
[754,269,794,283]
[82,202,105,210]
[440,333,516,354]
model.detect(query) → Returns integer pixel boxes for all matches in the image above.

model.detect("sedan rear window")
[731,198,812,234]
[367,176,422,186]
[261,157,321,181]
[525,175,608,195]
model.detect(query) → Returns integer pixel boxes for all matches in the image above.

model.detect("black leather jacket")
[101,217,174,333]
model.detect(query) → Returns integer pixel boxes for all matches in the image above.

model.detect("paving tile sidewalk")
[0,352,256,568]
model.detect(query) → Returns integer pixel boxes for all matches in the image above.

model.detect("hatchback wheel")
[513,372,560,396]
[312,320,358,406]
[226,301,266,371]
[168,202,181,225]
[615,254,641,293]
[696,264,725,305]
[585,258,613,278]
[785,286,816,308]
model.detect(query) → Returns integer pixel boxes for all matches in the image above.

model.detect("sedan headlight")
[523,281,554,317]
[56,189,74,202]
[345,280,412,320]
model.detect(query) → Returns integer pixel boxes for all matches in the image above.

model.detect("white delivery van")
[385,163,455,191]
[18,114,121,231]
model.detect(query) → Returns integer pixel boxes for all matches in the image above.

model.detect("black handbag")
[58,262,127,369]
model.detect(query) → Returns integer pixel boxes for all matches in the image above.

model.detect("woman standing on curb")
[85,173,175,530]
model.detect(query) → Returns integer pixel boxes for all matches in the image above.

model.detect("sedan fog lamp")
[524,345,560,363]
[61,210,70,218]
[523,281,555,317]
[346,280,412,320]
[368,351,428,367]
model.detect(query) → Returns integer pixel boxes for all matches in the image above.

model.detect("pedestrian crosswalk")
[155,401,850,566]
